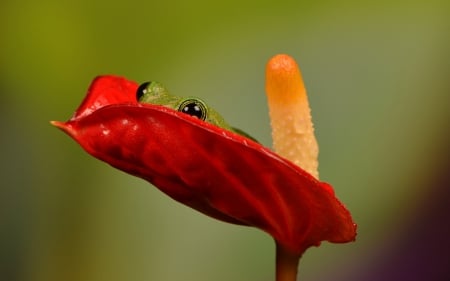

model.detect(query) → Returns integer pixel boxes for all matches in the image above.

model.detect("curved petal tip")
[50,120,76,138]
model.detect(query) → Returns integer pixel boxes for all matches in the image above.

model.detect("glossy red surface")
[54,75,356,255]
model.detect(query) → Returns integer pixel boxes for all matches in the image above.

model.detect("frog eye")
[136,82,151,101]
[178,99,207,121]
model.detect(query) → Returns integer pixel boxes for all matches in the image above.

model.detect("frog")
[136,81,258,142]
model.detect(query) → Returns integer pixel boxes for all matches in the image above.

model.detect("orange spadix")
[265,54,319,179]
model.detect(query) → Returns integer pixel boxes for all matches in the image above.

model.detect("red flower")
[53,56,356,280]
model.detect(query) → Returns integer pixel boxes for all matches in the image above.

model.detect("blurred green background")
[1,0,449,280]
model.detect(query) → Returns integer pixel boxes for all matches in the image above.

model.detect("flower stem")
[276,242,301,281]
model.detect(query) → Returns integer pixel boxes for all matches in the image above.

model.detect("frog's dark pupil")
[178,99,206,120]
[136,82,151,101]
[182,102,203,119]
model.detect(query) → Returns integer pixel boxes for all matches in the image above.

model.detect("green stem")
[275,242,301,281]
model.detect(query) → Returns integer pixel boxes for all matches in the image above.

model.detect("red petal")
[54,76,356,254]
[71,75,139,119]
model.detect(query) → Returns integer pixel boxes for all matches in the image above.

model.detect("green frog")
[136,81,257,142]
